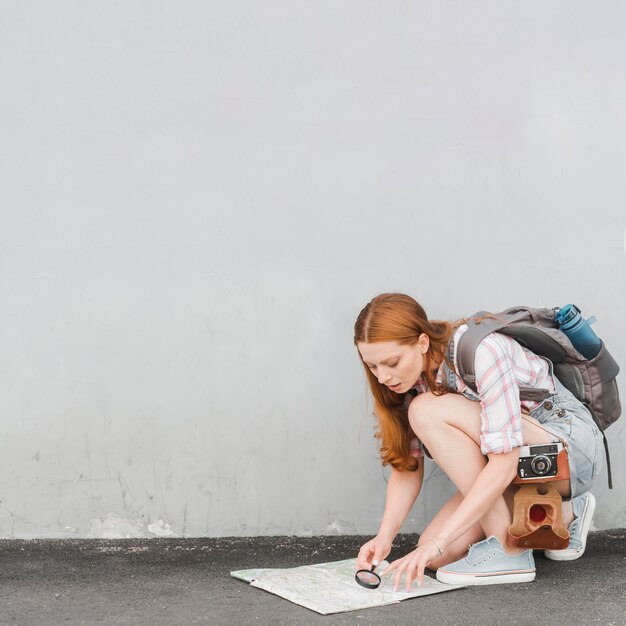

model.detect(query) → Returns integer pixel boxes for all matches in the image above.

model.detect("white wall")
[1,1,625,538]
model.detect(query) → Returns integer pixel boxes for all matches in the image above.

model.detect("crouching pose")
[354,293,604,590]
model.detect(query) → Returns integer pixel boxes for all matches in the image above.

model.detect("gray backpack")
[453,306,621,488]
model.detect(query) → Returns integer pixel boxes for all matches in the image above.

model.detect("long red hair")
[353,293,496,472]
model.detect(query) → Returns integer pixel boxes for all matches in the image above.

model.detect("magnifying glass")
[354,564,382,589]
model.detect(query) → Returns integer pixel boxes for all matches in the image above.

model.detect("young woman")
[353,293,604,591]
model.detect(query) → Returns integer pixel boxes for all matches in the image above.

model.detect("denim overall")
[440,343,605,498]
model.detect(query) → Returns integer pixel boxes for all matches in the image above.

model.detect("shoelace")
[465,539,499,564]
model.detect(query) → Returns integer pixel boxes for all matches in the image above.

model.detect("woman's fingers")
[395,555,427,592]
[416,559,426,586]
[380,549,431,592]
[404,557,424,592]
[380,555,407,589]
[378,555,402,577]
[393,558,411,592]
[356,544,374,570]
[404,564,415,592]
[380,554,417,592]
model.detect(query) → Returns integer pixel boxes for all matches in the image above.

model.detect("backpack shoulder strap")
[456,308,552,403]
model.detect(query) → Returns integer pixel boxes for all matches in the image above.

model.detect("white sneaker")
[544,492,596,561]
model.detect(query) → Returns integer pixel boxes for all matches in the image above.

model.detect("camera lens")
[530,455,552,476]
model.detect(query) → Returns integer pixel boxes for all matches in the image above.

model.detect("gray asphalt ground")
[0,531,625,625]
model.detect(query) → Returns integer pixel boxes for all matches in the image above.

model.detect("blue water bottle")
[554,304,602,359]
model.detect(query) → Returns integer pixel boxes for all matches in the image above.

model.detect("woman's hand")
[355,534,393,572]
[379,540,441,591]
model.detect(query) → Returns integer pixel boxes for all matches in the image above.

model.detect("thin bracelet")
[428,539,444,557]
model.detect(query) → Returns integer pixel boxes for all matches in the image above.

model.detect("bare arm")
[380,451,518,588]
[432,449,518,550]
[356,461,424,570]
[378,461,425,541]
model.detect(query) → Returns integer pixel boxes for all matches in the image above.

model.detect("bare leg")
[418,490,485,569]
[561,497,574,527]
[409,393,570,555]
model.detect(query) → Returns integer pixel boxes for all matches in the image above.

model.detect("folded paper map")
[231,558,466,615]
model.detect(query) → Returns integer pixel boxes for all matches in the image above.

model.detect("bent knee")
[408,392,440,437]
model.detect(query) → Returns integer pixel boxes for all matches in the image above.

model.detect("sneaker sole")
[544,493,596,561]
[436,569,536,586]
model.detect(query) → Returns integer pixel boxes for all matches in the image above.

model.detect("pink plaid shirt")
[407,324,556,457]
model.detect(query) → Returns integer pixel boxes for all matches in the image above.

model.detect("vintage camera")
[517,442,564,481]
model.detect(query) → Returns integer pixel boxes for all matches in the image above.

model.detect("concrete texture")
[1,1,626,539]
[1,531,625,625]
